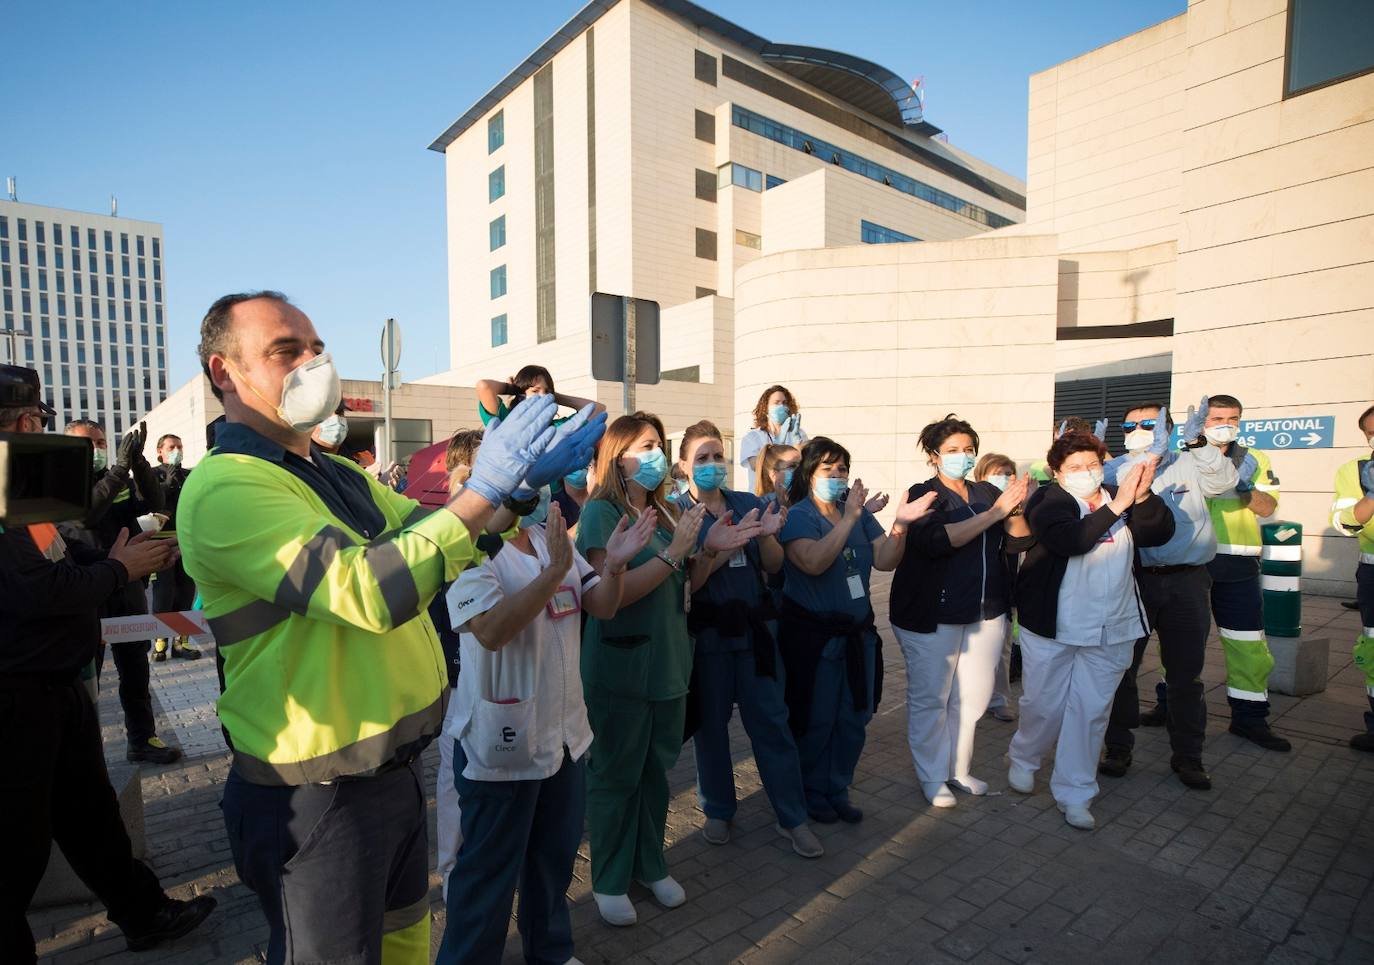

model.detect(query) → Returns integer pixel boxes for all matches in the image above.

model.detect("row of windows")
[3,289,164,324]
[731,106,1015,229]
[3,268,162,303]
[0,240,163,282]
[22,340,165,373]
[36,382,163,419]
[0,218,160,258]
[8,316,165,347]
[860,220,919,244]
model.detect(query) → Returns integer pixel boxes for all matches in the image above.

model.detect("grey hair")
[198,290,291,401]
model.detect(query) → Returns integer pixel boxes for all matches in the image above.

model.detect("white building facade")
[0,199,169,445]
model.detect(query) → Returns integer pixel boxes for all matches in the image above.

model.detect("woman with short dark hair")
[890,415,1031,808]
[1006,432,1173,830]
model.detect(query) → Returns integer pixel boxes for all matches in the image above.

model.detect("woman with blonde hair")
[755,443,802,506]
[575,412,759,926]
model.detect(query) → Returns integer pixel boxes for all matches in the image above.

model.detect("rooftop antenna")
[110,195,118,217]
[5,177,15,201]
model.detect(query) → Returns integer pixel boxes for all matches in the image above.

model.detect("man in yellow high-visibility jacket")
[1332,403,1374,754]
[178,291,602,965]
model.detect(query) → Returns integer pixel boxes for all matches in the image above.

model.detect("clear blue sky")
[4,0,1182,389]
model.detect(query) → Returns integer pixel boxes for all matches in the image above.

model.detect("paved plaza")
[31,584,1374,964]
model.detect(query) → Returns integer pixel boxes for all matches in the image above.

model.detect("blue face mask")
[693,463,728,491]
[813,476,848,503]
[769,404,790,426]
[563,468,588,489]
[986,474,1010,492]
[628,447,668,490]
[940,453,976,479]
[519,487,551,529]
[780,468,795,490]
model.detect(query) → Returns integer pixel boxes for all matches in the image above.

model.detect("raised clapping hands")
[1133,455,1158,502]
[864,492,890,514]
[758,500,787,537]
[843,479,868,522]
[666,503,708,560]
[1149,406,1172,457]
[993,474,1031,518]
[464,394,558,506]
[543,501,574,576]
[117,422,147,470]
[894,489,939,528]
[704,508,765,555]
[1093,419,1108,442]
[603,507,658,572]
[109,528,179,582]
[1235,452,1258,492]
[515,403,608,497]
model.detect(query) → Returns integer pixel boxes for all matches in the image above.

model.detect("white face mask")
[986,474,1010,492]
[1124,428,1154,453]
[233,353,342,433]
[1060,467,1104,499]
[1204,425,1239,446]
[316,414,348,447]
[164,448,183,467]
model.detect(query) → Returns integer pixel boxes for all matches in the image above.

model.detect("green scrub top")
[576,499,692,701]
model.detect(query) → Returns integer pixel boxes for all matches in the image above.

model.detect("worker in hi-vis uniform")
[1137,395,1289,751]
[179,291,603,965]
[1331,403,1374,754]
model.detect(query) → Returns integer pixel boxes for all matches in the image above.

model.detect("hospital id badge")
[847,572,864,600]
[728,549,747,568]
[546,585,579,620]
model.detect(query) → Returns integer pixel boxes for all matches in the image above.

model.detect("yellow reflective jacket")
[1332,457,1374,562]
[179,430,482,785]
[1207,446,1279,556]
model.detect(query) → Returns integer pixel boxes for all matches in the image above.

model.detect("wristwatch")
[656,551,684,572]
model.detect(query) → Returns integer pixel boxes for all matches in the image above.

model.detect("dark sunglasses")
[1120,420,1158,432]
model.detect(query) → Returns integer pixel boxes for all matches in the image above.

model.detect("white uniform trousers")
[986,620,1015,712]
[436,735,463,902]
[893,616,1007,784]
[1008,629,1134,808]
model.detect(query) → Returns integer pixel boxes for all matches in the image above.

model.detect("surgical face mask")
[1367,434,1374,451]
[164,448,183,467]
[939,453,976,479]
[231,353,342,433]
[1124,428,1154,453]
[1060,467,1104,499]
[693,463,727,491]
[1204,424,1239,446]
[316,414,348,447]
[813,476,848,503]
[92,448,108,472]
[779,468,795,490]
[627,447,668,490]
[986,473,1010,492]
[519,487,551,529]
[564,468,588,489]
[769,404,790,426]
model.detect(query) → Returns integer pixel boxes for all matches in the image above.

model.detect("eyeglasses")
[1120,420,1158,432]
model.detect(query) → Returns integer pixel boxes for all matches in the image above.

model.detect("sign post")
[379,318,402,464]
[590,293,660,416]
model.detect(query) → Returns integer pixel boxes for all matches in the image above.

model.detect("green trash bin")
[1261,521,1302,638]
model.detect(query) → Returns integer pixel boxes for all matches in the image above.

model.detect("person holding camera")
[0,364,217,961]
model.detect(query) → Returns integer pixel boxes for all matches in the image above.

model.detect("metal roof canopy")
[428,0,939,152]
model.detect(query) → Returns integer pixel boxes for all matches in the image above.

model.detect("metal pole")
[382,318,395,466]
[623,298,637,416]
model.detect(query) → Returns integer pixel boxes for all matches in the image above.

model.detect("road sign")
[1171,415,1335,451]
[380,318,402,369]
[590,293,660,385]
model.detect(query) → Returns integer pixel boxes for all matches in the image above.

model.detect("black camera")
[0,364,91,525]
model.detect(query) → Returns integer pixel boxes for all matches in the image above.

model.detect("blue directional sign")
[1170,415,1335,451]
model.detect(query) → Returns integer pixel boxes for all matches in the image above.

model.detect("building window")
[489,215,506,251]
[103,230,112,251]
[490,265,507,299]
[70,225,79,247]
[734,229,762,250]
[694,109,715,144]
[152,237,160,258]
[731,105,1015,229]
[695,169,717,202]
[766,174,786,190]
[695,228,717,261]
[1285,0,1374,96]
[18,220,28,241]
[489,165,505,202]
[694,50,717,85]
[0,217,6,238]
[35,222,45,244]
[720,163,763,192]
[490,313,508,347]
[120,233,129,255]
[136,236,145,256]
[488,110,504,153]
[861,220,919,244]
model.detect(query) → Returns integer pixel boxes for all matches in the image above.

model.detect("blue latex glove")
[1055,420,1068,440]
[1093,419,1108,442]
[1181,396,1210,445]
[1148,405,1171,456]
[465,394,558,506]
[1361,459,1374,496]
[514,404,608,497]
[1234,452,1257,492]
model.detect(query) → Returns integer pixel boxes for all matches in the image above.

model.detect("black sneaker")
[123,894,217,951]
[1229,721,1292,752]
[833,802,863,824]
[1139,704,1167,728]
[1350,733,1374,753]
[127,737,183,765]
[1341,600,1360,610]
[1171,757,1212,790]
[1098,746,1132,778]
[171,640,203,660]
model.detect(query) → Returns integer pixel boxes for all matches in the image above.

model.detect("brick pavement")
[32,588,1374,964]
